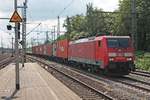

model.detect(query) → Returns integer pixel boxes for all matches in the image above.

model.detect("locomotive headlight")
[127,58,132,61]
[124,53,133,57]
[108,53,117,57]
[109,58,114,61]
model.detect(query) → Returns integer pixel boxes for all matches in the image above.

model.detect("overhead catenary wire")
[79,0,86,12]
[81,0,88,7]
[26,23,41,36]
[58,0,75,16]
[56,0,74,40]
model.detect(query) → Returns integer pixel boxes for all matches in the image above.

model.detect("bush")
[135,51,150,71]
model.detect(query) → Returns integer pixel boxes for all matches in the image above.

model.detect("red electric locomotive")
[32,35,135,75]
[68,36,135,75]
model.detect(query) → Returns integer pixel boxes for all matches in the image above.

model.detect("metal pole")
[46,31,49,43]
[24,1,27,63]
[12,37,14,57]
[22,6,25,67]
[0,18,10,20]
[53,26,56,41]
[14,0,20,90]
[1,37,3,54]
[131,0,137,49]
[57,16,60,39]
[21,1,27,67]
[51,31,53,42]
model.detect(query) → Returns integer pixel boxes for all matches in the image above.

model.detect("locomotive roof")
[70,36,130,44]
[101,36,130,38]
[95,36,130,40]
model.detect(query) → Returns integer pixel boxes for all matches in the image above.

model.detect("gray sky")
[0,0,119,48]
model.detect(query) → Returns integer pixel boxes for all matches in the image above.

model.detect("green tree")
[86,3,109,36]
[63,15,87,40]
[63,1,150,50]
[115,0,150,50]
[63,3,113,40]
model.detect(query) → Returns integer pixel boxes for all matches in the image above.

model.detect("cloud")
[27,0,87,21]
[0,12,6,18]
[0,0,119,47]
[93,0,119,11]
[26,18,66,42]
[0,0,119,20]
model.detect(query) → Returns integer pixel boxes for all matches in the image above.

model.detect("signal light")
[109,58,114,61]
[7,25,12,30]
[18,31,20,39]
[127,58,132,61]
[18,23,20,30]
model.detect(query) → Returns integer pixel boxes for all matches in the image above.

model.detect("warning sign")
[10,11,22,22]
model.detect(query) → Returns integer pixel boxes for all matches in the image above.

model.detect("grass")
[135,51,150,71]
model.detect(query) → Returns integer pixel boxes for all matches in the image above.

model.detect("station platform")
[0,63,81,100]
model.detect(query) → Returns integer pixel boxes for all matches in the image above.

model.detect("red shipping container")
[32,46,36,54]
[56,39,69,59]
[45,44,53,56]
[39,45,43,55]
[34,45,40,54]
[37,46,40,54]
[34,45,43,55]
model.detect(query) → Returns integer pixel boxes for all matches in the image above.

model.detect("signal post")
[10,0,22,90]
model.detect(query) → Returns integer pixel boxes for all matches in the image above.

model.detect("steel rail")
[28,56,114,100]
[131,71,150,77]
[111,77,150,93]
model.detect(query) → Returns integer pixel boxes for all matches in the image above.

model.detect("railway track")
[131,70,150,77]
[28,56,150,99]
[111,76,150,93]
[63,63,150,93]
[136,70,150,74]
[28,56,114,100]
[0,54,15,69]
[0,54,11,61]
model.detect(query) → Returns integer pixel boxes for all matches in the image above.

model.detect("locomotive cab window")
[107,38,129,48]
[98,41,102,47]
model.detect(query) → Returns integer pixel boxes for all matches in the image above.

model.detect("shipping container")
[45,44,53,56]
[56,39,69,59]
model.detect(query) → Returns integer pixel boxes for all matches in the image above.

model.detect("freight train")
[31,35,135,75]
